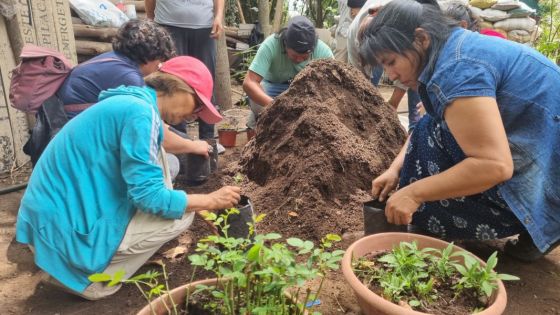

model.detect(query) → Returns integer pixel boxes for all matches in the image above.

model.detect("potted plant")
[341,233,518,315]
[92,211,344,314]
[218,122,237,148]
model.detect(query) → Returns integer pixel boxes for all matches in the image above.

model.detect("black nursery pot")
[182,153,211,186]
[363,200,407,235]
[219,195,255,239]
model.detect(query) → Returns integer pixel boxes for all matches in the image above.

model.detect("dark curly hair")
[112,20,176,65]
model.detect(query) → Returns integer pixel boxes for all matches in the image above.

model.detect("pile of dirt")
[233,59,407,242]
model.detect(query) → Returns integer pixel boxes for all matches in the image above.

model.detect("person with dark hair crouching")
[362,0,560,262]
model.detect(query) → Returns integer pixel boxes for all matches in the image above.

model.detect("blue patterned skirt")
[400,115,525,240]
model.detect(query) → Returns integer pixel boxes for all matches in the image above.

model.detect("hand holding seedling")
[188,186,241,211]
[191,139,211,158]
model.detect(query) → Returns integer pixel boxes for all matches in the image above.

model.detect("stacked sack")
[469,0,537,44]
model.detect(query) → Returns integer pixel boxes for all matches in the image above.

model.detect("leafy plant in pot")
[341,233,518,315]
[92,211,345,314]
[179,212,344,314]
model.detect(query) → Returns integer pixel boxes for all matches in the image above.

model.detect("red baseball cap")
[158,56,223,124]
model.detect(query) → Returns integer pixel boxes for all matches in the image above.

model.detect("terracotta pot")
[137,278,308,315]
[341,233,507,315]
[218,129,237,148]
[137,278,217,315]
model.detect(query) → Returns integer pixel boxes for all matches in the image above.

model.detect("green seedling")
[352,241,519,312]
[452,251,520,299]
[89,266,177,315]
[233,173,244,185]
[187,211,344,314]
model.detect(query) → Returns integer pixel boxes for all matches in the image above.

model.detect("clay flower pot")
[341,233,507,315]
[137,278,218,315]
[137,278,308,315]
[218,129,237,148]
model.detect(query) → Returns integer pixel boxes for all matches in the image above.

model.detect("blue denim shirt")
[417,28,560,252]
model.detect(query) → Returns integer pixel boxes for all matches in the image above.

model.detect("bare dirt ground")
[1,85,559,314]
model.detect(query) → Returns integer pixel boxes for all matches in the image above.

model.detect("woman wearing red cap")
[15,56,240,300]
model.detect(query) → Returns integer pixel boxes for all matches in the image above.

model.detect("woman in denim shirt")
[360,0,560,262]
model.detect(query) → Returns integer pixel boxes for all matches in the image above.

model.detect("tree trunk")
[258,0,272,37]
[315,0,324,28]
[215,26,233,110]
[272,0,284,32]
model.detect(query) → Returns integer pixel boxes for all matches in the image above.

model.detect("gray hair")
[359,0,458,77]
[446,2,478,31]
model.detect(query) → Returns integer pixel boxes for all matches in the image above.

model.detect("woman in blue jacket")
[362,0,560,262]
[16,56,240,299]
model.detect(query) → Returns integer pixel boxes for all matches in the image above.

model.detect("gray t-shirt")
[155,0,214,29]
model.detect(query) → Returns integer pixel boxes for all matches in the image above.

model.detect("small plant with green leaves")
[233,172,244,185]
[352,241,519,314]
[187,211,345,314]
[89,266,176,315]
[452,251,520,304]
[231,45,258,83]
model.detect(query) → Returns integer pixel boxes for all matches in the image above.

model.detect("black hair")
[445,1,479,31]
[359,0,458,76]
[112,20,176,65]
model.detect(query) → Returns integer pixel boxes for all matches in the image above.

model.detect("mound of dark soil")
[234,59,407,241]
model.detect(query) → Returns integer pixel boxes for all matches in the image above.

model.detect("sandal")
[504,232,560,263]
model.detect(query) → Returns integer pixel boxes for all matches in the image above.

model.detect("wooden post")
[215,18,232,110]
[236,0,246,24]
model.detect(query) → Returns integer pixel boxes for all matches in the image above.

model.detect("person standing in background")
[333,0,366,62]
[145,0,224,144]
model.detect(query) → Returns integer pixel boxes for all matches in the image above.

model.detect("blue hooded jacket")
[16,86,187,292]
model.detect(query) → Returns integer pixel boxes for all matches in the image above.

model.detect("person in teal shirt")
[243,16,334,129]
[16,56,241,300]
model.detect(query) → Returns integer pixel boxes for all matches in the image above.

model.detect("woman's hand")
[371,167,400,202]
[206,186,241,209]
[191,140,211,158]
[385,186,422,225]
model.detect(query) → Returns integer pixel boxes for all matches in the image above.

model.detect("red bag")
[9,44,74,112]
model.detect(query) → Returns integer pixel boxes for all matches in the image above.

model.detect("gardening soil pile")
[232,59,407,241]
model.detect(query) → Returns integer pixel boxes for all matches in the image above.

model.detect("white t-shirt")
[347,0,407,90]
[155,0,214,29]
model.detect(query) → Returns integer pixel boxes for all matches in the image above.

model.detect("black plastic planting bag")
[363,200,407,235]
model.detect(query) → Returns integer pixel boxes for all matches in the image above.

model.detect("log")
[225,36,245,45]
[73,24,118,42]
[131,1,145,12]
[75,40,113,55]
[224,26,250,40]
[72,16,84,25]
